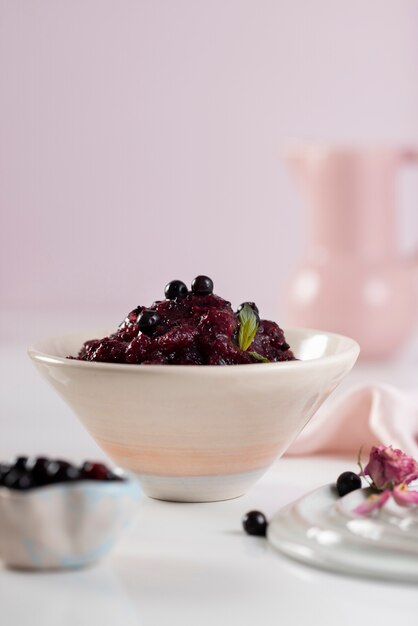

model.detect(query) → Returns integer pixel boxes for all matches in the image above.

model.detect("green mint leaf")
[238,303,259,351]
[248,351,270,363]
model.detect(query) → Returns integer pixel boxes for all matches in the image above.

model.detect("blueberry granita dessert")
[72,275,296,366]
[0,456,124,490]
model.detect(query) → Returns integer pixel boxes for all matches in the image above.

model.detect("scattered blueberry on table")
[0,456,124,490]
[242,510,268,537]
[241,472,363,538]
[336,471,362,497]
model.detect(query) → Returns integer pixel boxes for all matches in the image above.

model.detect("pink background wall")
[1,0,418,327]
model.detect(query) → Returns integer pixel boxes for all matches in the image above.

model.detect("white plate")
[268,484,418,582]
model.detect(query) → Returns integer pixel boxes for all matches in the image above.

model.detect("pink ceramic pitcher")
[284,145,418,360]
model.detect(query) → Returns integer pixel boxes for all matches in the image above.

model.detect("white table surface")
[1,310,418,625]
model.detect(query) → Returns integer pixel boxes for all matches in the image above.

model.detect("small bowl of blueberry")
[0,456,140,570]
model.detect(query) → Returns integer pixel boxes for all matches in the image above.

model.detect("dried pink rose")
[353,445,418,516]
[359,445,418,490]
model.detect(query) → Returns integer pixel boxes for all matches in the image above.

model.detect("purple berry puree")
[72,285,296,366]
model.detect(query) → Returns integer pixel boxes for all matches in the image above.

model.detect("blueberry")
[30,457,50,485]
[15,473,35,490]
[336,471,362,497]
[0,463,11,486]
[55,461,80,483]
[44,460,60,479]
[242,510,268,537]
[3,469,35,490]
[43,460,71,483]
[64,466,81,482]
[164,280,188,300]
[237,302,259,316]
[191,275,214,296]
[137,310,161,336]
[3,469,24,489]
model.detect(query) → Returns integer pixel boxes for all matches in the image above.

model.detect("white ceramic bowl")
[0,476,140,570]
[29,328,359,503]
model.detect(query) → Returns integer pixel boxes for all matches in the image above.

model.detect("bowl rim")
[0,473,139,501]
[28,327,360,373]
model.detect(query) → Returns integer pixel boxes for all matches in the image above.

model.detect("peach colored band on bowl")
[96,438,281,477]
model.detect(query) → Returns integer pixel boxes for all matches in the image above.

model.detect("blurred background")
[1,0,418,453]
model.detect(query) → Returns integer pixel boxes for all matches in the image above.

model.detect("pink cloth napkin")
[286,384,418,458]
